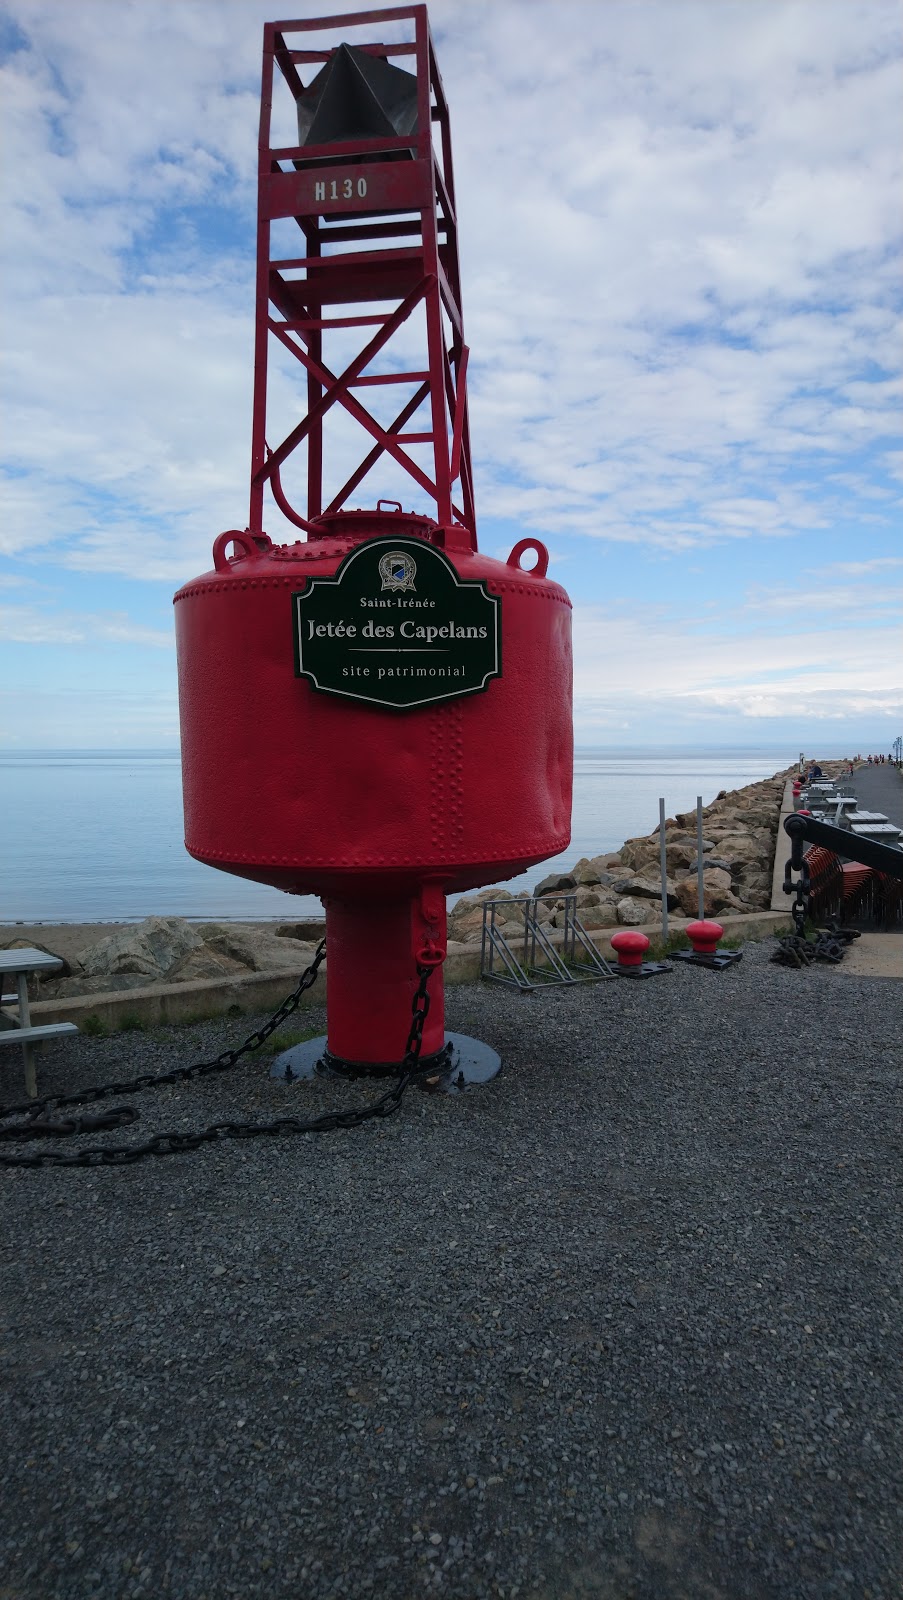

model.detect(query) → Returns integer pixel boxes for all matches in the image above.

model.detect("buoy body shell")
[174,518,573,903]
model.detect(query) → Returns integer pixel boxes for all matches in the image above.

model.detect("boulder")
[275,921,327,943]
[167,948,249,983]
[674,872,736,917]
[572,857,603,885]
[533,871,578,896]
[672,811,698,830]
[739,887,771,909]
[198,924,317,973]
[447,898,480,937]
[447,910,484,943]
[712,833,767,869]
[447,891,518,941]
[735,867,771,894]
[612,875,679,909]
[716,890,748,914]
[697,866,731,891]
[662,841,696,872]
[617,838,658,870]
[40,973,157,999]
[615,897,657,926]
[588,852,624,875]
[674,880,716,917]
[577,908,618,931]
[574,886,601,908]
[728,805,778,830]
[77,917,204,980]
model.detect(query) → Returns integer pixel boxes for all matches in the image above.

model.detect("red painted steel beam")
[324,378,431,512]
[280,337,441,500]
[287,43,418,62]
[257,273,433,483]
[268,8,427,34]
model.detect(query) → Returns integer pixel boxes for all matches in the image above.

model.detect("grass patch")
[117,1013,145,1033]
[642,930,691,961]
[80,1014,108,1037]
[257,1027,321,1056]
[632,929,747,961]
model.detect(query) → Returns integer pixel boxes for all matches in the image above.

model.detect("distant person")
[808,762,823,780]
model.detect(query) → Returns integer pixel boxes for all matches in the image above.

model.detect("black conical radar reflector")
[296,43,419,148]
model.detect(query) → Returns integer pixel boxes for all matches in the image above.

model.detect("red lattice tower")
[250,6,476,549]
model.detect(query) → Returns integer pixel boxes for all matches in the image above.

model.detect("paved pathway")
[849,762,903,826]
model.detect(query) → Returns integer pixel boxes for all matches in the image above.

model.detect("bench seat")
[0,1021,79,1046]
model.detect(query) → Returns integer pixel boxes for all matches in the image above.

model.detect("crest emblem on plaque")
[379,550,417,592]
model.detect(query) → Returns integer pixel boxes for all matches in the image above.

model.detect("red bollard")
[685,920,724,957]
[673,918,742,971]
[610,931,671,979]
[610,931,650,970]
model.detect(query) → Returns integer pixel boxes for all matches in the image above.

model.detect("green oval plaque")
[293,537,501,710]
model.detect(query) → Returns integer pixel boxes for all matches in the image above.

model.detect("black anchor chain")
[0,945,438,1168]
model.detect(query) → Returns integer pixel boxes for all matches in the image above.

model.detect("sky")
[1,0,900,754]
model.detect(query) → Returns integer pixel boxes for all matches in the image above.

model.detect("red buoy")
[174,9,572,1077]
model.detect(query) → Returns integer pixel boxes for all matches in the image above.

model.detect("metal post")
[696,795,705,921]
[658,797,668,943]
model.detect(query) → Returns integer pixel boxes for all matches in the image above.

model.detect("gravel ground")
[1,940,900,1600]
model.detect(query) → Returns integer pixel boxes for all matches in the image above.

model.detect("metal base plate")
[672,949,743,971]
[271,1032,501,1095]
[613,961,673,979]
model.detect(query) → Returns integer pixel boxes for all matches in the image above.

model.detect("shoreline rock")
[447,761,850,942]
[10,916,319,1002]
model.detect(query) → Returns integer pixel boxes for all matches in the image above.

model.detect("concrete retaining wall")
[24,911,793,1034]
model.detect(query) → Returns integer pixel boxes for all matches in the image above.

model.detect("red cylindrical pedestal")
[685,920,723,956]
[610,931,650,969]
[324,896,446,1065]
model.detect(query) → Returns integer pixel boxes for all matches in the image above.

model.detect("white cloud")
[0,0,900,741]
[0,601,172,648]
[571,586,901,731]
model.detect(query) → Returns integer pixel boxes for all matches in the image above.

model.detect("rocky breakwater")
[3,918,320,1001]
[448,768,796,943]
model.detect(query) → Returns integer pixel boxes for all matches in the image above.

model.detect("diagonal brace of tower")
[250,6,476,549]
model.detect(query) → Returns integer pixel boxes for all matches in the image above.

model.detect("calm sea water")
[1,747,797,923]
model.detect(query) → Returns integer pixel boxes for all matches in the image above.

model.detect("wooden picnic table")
[0,948,78,1098]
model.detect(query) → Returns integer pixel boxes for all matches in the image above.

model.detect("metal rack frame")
[480,896,616,992]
